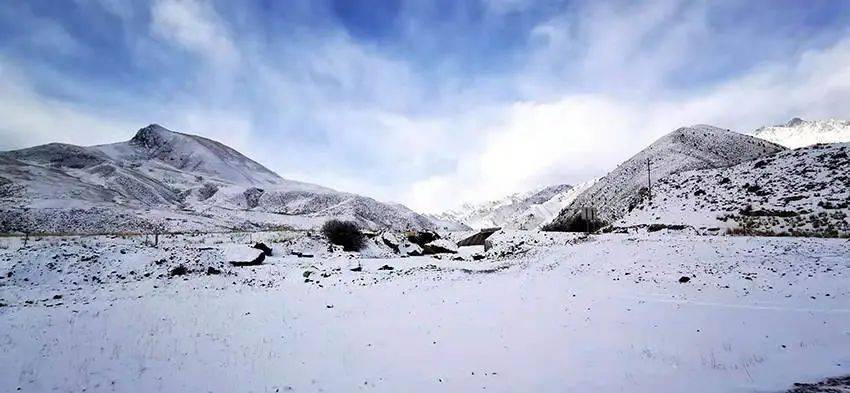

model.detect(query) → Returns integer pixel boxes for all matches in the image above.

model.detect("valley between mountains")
[1,117,849,392]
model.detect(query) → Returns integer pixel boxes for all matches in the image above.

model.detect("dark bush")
[542,214,603,233]
[321,220,365,251]
[169,265,188,277]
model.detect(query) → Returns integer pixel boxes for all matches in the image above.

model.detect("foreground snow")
[1,233,849,392]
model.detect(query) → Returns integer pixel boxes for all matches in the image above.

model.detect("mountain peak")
[130,124,177,149]
[549,124,785,227]
[786,117,805,127]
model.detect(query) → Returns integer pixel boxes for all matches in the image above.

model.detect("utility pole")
[647,158,652,205]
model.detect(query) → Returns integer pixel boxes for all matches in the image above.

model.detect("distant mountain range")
[5,118,848,236]
[430,181,596,230]
[0,124,434,234]
[752,118,850,148]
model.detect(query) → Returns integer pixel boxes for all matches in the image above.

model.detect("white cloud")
[149,0,237,64]
[0,61,138,150]
[406,36,850,213]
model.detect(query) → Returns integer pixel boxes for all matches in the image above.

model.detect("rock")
[252,242,273,256]
[291,251,314,258]
[170,265,188,277]
[678,276,691,283]
[378,265,394,271]
[422,239,459,255]
[380,232,401,253]
[350,266,362,272]
[225,247,266,266]
[789,375,850,392]
[472,253,485,261]
[243,187,265,208]
[377,232,426,256]
[406,231,440,247]
[206,267,221,275]
[400,242,423,256]
[197,183,218,201]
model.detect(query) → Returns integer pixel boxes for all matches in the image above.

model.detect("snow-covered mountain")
[617,142,850,236]
[432,183,593,230]
[0,124,434,234]
[752,118,850,148]
[548,125,785,229]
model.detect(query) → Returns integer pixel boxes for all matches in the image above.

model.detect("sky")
[1,0,850,212]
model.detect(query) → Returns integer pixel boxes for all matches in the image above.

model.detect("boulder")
[382,232,424,256]
[253,242,273,256]
[400,242,423,256]
[406,231,440,247]
[225,246,266,266]
[380,232,401,253]
[422,239,459,255]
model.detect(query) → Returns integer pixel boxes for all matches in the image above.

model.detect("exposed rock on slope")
[752,118,850,148]
[616,143,850,236]
[549,125,785,229]
[0,124,435,234]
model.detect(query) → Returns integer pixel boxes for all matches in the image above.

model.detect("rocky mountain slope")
[431,183,588,230]
[752,118,850,148]
[548,125,785,229]
[616,142,850,236]
[0,124,434,234]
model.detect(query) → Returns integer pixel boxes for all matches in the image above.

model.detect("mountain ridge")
[752,117,850,148]
[0,124,434,234]
[548,124,786,229]
[432,183,589,230]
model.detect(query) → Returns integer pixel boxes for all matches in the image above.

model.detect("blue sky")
[2,0,850,211]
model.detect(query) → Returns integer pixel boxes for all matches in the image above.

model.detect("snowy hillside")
[507,179,598,229]
[432,183,583,230]
[753,118,850,148]
[549,125,785,228]
[617,142,850,236]
[0,124,434,233]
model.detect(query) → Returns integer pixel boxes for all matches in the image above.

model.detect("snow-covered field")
[2,232,850,392]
